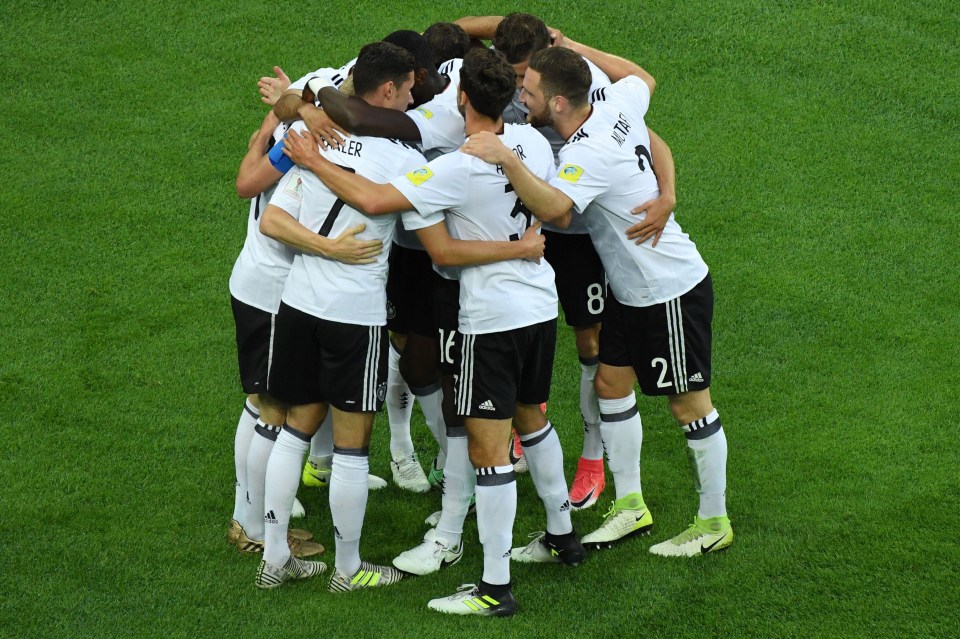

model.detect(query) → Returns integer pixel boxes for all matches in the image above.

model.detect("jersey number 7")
[318,165,357,237]
[504,184,533,241]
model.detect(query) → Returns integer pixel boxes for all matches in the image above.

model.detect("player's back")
[273,123,426,326]
[445,123,558,334]
[557,77,708,306]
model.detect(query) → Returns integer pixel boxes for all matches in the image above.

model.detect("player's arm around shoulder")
[555,35,655,95]
[281,129,411,216]
[416,219,545,267]
[236,113,284,198]
[461,131,573,228]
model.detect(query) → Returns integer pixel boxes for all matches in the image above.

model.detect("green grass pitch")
[1,1,957,637]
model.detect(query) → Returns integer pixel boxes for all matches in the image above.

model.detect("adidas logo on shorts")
[478,400,496,411]
[688,372,704,383]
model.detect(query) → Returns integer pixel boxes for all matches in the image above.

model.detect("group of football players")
[224,13,733,616]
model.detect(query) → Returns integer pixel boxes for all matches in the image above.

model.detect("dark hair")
[459,48,516,120]
[492,12,550,64]
[352,42,415,97]
[529,47,590,107]
[383,30,435,72]
[422,22,470,66]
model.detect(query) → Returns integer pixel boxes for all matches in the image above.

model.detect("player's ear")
[415,68,428,85]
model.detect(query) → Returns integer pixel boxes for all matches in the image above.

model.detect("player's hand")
[625,193,676,247]
[301,104,348,150]
[328,223,383,264]
[548,28,567,48]
[282,128,322,168]
[518,221,545,263]
[461,131,512,166]
[258,66,290,106]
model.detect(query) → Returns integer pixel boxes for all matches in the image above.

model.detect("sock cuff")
[475,465,516,486]
[281,423,312,443]
[578,355,599,368]
[333,446,370,457]
[519,421,554,447]
[254,420,281,441]
[410,381,442,397]
[682,410,721,440]
[244,399,260,419]
[599,395,638,421]
[446,424,467,438]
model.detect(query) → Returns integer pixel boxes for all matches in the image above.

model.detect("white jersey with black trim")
[391,123,558,335]
[395,58,466,252]
[549,76,708,308]
[229,121,297,313]
[289,58,356,92]
[502,56,610,236]
[408,58,465,156]
[268,123,440,326]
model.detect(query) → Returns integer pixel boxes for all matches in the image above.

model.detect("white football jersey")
[391,123,558,335]
[289,58,356,92]
[407,58,466,156]
[268,123,440,325]
[230,67,350,312]
[550,76,709,307]
[502,56,610,236]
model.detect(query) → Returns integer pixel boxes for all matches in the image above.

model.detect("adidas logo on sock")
[264,510,278,525]
[688,372,704,383]
[479,400,496,411]
[560,500,571,512]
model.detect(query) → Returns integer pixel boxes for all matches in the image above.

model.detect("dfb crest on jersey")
[386,300,396,320]
[376,382,387,402]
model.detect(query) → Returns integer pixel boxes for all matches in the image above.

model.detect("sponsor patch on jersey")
[283,169,303,200]
[558,164,584,183]
[415,107,434,119]
[405,166,434,186]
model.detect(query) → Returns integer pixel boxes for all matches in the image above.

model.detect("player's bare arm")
[315,88,422,142]
[282,129,412,215]
[260,204,383,264]
[258,66,291,106]
[416,220,545,267]
[626,128,677,247]
[553,34,655,91]
[236,112,284,198]
[461,131,573,228]
[453,15,504,39]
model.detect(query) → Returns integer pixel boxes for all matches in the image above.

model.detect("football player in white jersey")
[282,47,583,617]
[253,42,545,592]
[277,32,457,493]
[462,45,733,557]
[454,12,621,508]
[226,79,387,559]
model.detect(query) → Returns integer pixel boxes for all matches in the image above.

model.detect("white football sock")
[598,394,643,499]
[435,432,473,548]
[475,465,516,587]
[579,358,603,460]
[244,421,280,540]
[386,343,415,458]
[683,410,728,519]
[412,383,447,468]
[232,399,259,525]
[330,448,369,576]
[520,422,572,535]
[262,425,310,567]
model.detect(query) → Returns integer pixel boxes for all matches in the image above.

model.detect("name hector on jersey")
[494,144,528,175]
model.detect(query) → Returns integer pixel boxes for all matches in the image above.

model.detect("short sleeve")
[407,103,465,153]
[288,68,338,92]
[548,144,611,214]
[266,168,304,220]
[390,152,468,217]
[602,76,651,120]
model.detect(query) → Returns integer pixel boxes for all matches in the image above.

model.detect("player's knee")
[667,389,713,425]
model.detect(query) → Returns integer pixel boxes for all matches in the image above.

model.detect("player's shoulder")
[438,57,463,78]
[504,122,551,151]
